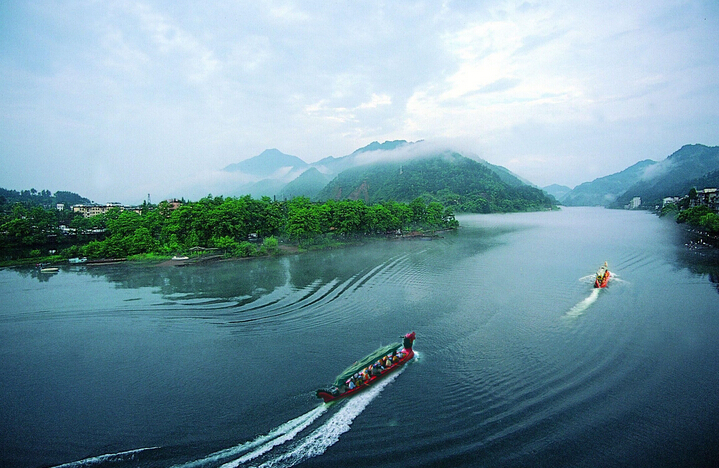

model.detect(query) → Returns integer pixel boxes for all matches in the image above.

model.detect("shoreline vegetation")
[660,203,719,248]
[1,195,461,268]
[658,199,719,241]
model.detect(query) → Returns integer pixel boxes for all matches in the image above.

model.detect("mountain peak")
[351,140,409,155]
[224,149,308,178]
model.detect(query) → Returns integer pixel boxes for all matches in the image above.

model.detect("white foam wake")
[250,368,405,468]
[565,288,600,317]
[50,447,160,468]
[174,405,328,468]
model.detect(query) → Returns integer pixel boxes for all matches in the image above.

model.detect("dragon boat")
[594,261,610,288]
[316,332,416,403]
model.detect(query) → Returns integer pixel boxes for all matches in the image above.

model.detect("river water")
[1,207,718,468]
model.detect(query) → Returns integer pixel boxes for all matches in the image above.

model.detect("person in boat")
[596,261,608,279]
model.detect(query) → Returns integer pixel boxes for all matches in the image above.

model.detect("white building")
[662,196,681,207]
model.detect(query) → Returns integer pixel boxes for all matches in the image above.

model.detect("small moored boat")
[316,332,416,403]
[594,261,610,288]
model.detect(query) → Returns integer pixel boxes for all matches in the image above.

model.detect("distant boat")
[39,267,59,273]
[316,332,416,403]
[594,261,610,288]
[172,256,189,261]
[68,257,87,264]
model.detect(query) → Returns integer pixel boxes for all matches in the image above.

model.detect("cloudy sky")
[1,1,718,204]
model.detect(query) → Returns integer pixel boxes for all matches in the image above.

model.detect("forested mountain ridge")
[610,144,719,208]
[315,151,555,212]
[559,159,657,207]
[558,144,719,208]
[221,140,546,211]
[280,167,330,200]
[311,140,411,176]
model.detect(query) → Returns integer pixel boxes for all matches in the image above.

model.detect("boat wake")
[579,274,596,284]
[231,369,403,468]
[172,406,329,468]
[565,288,600,318]
[50,447,160,468]
[179,367,405,468]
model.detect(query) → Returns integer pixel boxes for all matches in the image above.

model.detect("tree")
[700,213,719,235]
[425,202,444,227]
[212,235,239,256]
[262,236,279,254]
[130,227,157,254]
[409,198,427,226]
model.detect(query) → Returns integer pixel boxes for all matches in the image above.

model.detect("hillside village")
[661,188,718,211]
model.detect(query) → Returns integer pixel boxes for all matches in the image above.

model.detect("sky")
[1,0,718,204]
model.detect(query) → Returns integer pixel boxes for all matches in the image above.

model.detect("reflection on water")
[2,208,719,468]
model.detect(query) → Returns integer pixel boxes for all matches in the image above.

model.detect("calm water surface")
[1,207,718,468]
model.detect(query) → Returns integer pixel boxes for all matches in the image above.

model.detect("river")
[1,207,718,468]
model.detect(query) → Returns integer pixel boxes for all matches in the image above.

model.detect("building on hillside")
[72,202,123,218]
[626,197,641,209]
[695,188,718,210]
[662,196,681,207]
[165,199,183,210]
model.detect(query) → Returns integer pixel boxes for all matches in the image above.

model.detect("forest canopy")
[0,195,458,263]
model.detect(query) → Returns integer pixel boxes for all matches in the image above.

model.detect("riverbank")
[1,229,453,269]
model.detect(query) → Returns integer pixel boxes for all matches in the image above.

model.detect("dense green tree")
[1,193,461,262]
[677,205,712,225]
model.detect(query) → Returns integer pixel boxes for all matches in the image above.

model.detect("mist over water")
[1,207,718,468]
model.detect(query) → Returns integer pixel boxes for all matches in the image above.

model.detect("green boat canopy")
[333,342,402,387]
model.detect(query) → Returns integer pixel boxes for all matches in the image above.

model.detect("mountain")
[311,140,411,176]
[352,140,409,154]
[224,149,308,178]
[471,158,530,187]
[315,151,555,213]
[221,140,544,206]
[245,179,288,199]
[560,159,657,206]
[610,144,719,208]
[280,167,330,200]
[681,169,719,196]
[543,184,572,200]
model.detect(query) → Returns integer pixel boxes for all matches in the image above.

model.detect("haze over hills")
[558,144,719,209]
[223,148,308,179]
[610,144,719,208]
[279,167,330,200]
[5,142,716,214]
[543,184,572,200]
[220,140,540,205]
[315,151,555,212]
[560,159,658,207]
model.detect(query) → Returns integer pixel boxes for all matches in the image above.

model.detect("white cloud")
[1,0,718,200]
[358,93,392,109]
